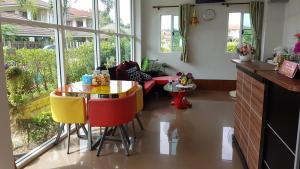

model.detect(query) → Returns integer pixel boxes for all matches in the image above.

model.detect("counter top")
[257,71,300,92]
[231,59,300,93]
[231,59,275,73]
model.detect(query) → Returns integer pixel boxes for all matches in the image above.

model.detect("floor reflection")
[159,121,179,155]
[222,127,234,161]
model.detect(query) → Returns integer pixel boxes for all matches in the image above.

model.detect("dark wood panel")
[194,79,236,91]
[266,83,300,152]
[263,127,295,169]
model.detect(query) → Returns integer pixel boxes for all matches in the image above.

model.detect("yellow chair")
[135,85,144,130]
[50,91,88,154]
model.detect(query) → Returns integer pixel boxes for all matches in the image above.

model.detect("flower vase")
[239,54,252,62]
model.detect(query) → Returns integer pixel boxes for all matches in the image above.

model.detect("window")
[226,12,253,53]
[76,20,83,27]
[160,15,182,53]
[99,0,133,66]
[119,0,131,34]
[2,23,59,160]
[0,0,135,166]
[67,21,72,26]
[99,0,117,33]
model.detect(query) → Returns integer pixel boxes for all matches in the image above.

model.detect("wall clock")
[202,9,216,21]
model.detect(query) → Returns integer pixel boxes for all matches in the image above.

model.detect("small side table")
[163,83,197,109]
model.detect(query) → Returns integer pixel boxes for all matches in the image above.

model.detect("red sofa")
[112,61,177,94]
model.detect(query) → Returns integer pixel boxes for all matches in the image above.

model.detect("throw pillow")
[127,66,143,82]
[140,72,152,81]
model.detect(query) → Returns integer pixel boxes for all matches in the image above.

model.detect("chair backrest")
[50,92,87,124]
[136,85,144,113]
[88,92,136,127]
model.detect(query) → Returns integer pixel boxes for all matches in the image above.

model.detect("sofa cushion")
[153,76,178,85]
[127,67,143,82]
[140,72,152,81]
[116,62,130,80]
[116,61,141,80]
[144,79,156,94]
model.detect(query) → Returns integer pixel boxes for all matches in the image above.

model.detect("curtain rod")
[221,2,250,7]
[153,5,195,10]
[153,2,249,10]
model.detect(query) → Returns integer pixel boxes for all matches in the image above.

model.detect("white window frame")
[159,14,181,54]
[226,11,252,54]
[0,0,135,168]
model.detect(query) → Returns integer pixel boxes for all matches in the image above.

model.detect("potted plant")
[237,44,256,62]
[177,72,194,86]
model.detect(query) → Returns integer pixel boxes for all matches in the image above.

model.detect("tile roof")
[0,12,92,37]
[0,0,49,8]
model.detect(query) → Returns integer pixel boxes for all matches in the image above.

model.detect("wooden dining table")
[56,80,139,150]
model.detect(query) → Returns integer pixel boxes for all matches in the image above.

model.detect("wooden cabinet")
[235,70,264,169]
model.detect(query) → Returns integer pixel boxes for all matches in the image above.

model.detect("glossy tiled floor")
[25,91,244,169]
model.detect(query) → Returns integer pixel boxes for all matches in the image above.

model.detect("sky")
[228,13,251,28]
[41,0,131,25]
[72,0,131,25]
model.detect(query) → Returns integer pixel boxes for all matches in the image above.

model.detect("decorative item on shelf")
[278,60,300,79]
[237,44,255,62]
[176,72,194,86]
[82,74,93,85]
[190,8,200,26]
[294,33,300,56]
[273,55,285,71]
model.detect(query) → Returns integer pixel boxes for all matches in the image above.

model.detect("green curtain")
[179,4,191,63]
[250,1,264,61]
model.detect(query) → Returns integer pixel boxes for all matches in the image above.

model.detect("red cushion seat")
[153,76,178,85]
[144,79,156,94]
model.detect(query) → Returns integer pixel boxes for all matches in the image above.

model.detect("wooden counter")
[231,59,275,73]
[232,59,300,169]
[257,71,300,92]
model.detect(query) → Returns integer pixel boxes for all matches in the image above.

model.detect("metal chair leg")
[80,124,89,137]
[135,114,144,130]
[97,127,108,156]
[132,120,136,139]
[120,125,130,145]
[67,124,71,154]
[111,127,117,136]
[118,126,129,156]
[54,123,65,145]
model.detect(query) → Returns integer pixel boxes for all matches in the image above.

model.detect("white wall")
[0,24,15,169]
[282,0,300,48]
[142,0,251,80]
[261,0,285,61]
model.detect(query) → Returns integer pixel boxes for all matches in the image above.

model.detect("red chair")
[88,93,136,156]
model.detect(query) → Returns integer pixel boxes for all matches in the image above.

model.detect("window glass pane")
[226,13,241,53]
[65,31,94,84]
[242,13,253,45]
[161,15,172,53]
[100,34,116,68]
[99,0,116,33]
[0,0,55,23]
[172,15,182,52]
[120,36,132,62]
[62,0,93,28]
[2,23,58,158]
[119,0,131,34]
